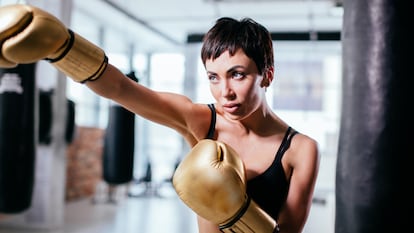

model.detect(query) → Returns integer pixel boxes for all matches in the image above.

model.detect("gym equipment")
[0,4,107,83]
[336,0,411,232]
[38,90,53,144]
[102,72,138,184]
[65,99,76,144]
[0,63,36,213]
[173,139,278,233]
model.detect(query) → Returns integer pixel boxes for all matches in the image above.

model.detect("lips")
[222,103,240,113]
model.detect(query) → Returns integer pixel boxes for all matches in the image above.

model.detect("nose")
[220,80,236,100]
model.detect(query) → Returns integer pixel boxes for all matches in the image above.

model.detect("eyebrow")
[206,65,246,75]
[227,65,245,73]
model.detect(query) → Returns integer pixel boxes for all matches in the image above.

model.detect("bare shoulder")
[288,132,320,168]
[292,133,318,153]
[184,103,216,145]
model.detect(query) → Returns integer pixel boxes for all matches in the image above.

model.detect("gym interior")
[0,0,410,233]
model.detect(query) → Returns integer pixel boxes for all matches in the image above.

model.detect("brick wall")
[65,126,105,201]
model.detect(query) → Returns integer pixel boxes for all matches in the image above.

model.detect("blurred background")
[0,0,343,232]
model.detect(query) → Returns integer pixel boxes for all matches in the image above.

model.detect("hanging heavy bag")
[65,99,76,144]
[0,63,36,213]
[38,90,53,145]
[102,72,138,184]
[336,1,411,232]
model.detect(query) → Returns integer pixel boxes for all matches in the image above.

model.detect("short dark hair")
[201,17,274,75]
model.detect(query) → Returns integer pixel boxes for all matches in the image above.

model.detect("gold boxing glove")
[173,139,278,233]
[0,4,107,83]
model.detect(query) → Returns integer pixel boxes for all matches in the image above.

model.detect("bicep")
[122,87,201,139]
[127,90,193,129]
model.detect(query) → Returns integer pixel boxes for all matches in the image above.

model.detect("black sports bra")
[205,103,298,220]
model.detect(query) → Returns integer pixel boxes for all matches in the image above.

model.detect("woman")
[88,17,320,233]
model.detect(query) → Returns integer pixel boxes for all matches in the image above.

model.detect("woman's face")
[205,49,269,120]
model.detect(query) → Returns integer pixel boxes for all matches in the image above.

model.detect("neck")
[240,105,284,136]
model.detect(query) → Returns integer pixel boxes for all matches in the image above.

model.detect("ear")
[260,67,274,87]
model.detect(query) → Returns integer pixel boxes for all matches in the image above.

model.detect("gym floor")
[0,182,334,233]
[0,183,197,233]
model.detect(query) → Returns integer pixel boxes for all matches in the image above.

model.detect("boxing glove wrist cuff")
[219,196,251,231]
[48,29,108,83]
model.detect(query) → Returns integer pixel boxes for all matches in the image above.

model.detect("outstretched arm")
[0,3,211,144]
[85,63,201,141]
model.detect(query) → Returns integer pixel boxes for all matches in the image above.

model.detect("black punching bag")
[336,1,411,232]
[103,72,138,184]
[65,99,76,144]
[0,63,36,213]
[38,90,53,145]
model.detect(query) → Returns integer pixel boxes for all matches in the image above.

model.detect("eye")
[208,74,219,83]
[232,71,245,80]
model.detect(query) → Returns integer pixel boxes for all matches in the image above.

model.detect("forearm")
[84,63,129,100]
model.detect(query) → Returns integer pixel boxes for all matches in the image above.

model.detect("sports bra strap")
[276,127,298,162]
[206,103,216,139]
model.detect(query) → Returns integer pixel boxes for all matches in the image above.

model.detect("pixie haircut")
[201,17,274,76]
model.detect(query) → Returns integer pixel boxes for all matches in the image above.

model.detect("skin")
[86,49,319,233]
